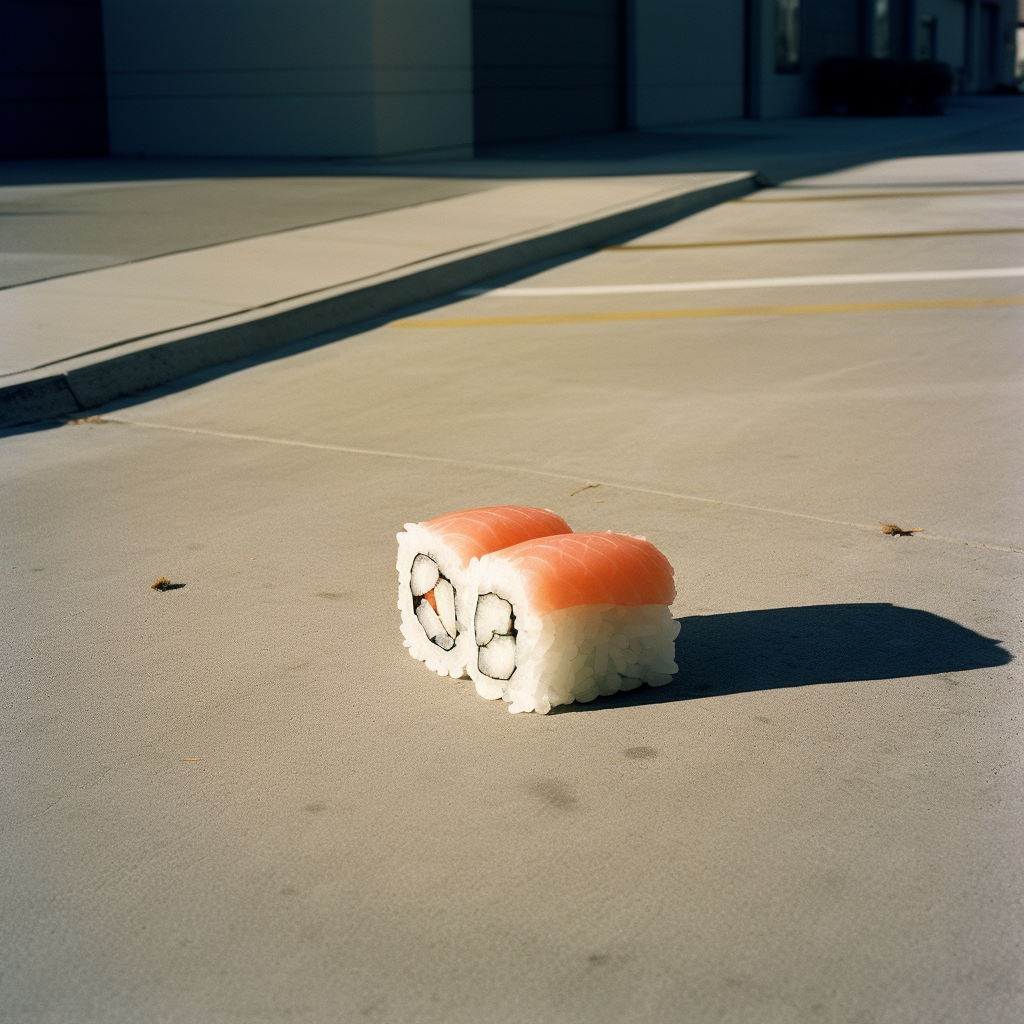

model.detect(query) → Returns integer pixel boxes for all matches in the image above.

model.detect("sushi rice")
[396,507,572,679]
[466,533,680,714]
[396,521,476,678]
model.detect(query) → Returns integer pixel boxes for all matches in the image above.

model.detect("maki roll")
[397,506,572,678]
[466,532,680,713]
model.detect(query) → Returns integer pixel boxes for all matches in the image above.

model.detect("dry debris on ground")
[880,523,923,537]
[150,577,185,591]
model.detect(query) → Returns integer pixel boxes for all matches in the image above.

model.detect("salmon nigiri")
[396,506,572,679]
[466,532,680,714]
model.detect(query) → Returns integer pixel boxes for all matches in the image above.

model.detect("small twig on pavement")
[880,523,923,537]
[151,577,186,590]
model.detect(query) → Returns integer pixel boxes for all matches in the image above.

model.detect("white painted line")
[459,266,1024,298]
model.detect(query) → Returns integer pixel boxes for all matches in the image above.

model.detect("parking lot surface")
[2,124,1022,1023]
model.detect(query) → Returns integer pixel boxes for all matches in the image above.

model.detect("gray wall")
[370,0,474,157]
[633,0,746,127]
[917,0,972,87]
[45,0,1020,161]
[472,0,624,145]
[753,0,804,117]
[102,0,473,159]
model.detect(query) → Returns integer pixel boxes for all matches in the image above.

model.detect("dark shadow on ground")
[562,603,1012,712]
[1,96,1021,189]
[474,131,775,162]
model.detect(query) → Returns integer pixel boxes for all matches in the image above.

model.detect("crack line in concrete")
[103,416,1024,555]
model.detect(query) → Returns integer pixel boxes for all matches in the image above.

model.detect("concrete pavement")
[0,172,753,426]
[0,175,499,289]
[1,117,1021,1022]
[0,173,752,375]
[2,96,1022,428]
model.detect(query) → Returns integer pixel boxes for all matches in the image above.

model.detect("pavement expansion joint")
[102,416,1024,555]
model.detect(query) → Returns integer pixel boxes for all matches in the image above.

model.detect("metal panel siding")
[473,1,625,144]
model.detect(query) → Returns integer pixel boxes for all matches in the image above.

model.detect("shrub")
[816,57,953,116]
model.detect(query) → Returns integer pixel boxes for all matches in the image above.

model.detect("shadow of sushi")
[561,603,1012,712]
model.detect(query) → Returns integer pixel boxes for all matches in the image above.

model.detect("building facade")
[2,0,1019,159]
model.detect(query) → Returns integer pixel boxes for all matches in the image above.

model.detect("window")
[918,15,937,61]
[775,0,801,73]
[873,0,890,58]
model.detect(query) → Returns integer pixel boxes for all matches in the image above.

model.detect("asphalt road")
[2,137,1022,1022]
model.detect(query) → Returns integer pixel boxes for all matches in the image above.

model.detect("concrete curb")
[0,173,754,429]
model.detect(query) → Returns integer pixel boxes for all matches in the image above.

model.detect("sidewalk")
[2,96,1021,429]
[0,173,753,426]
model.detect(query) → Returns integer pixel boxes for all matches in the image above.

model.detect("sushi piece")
[466,532,680,714]
[397,506,572,678]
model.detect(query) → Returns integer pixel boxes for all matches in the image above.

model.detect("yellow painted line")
[606,227,1024,250]
[392,296,1024,329]
[735,187,1024,203]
